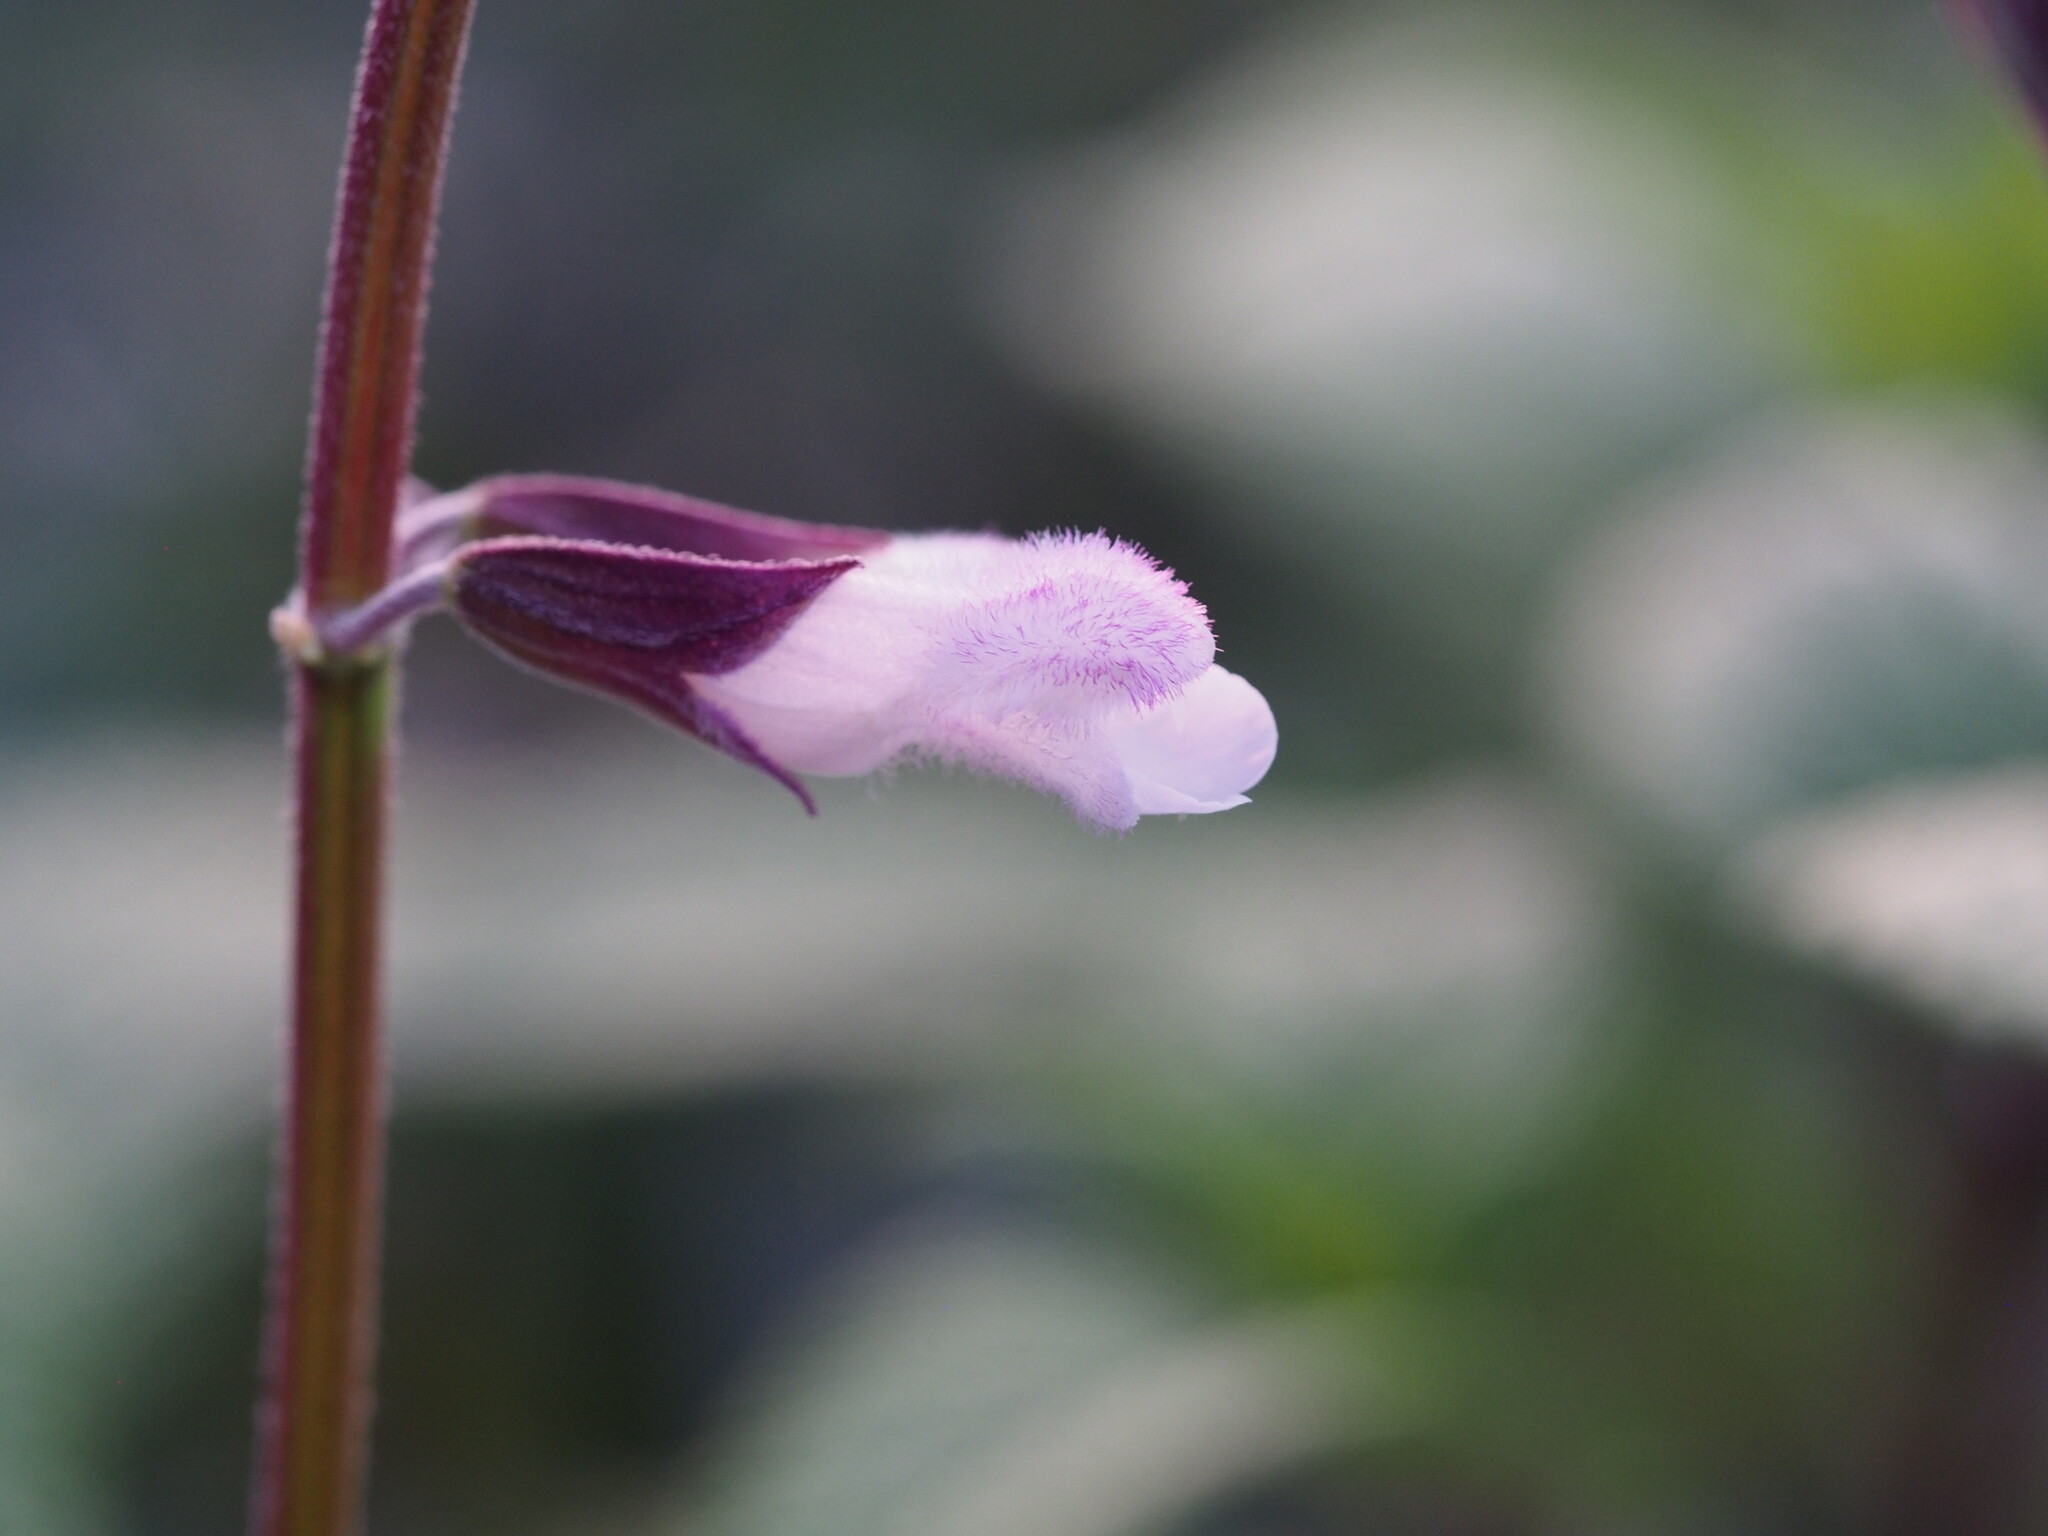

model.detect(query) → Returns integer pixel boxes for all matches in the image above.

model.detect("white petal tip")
[1107,666,1277,821]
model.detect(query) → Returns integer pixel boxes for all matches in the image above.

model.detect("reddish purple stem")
[301,0,475,611]
[260,3,476,1535]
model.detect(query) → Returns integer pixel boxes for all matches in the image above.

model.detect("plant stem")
[303,0,477,612]
[256,4,475,1535]
[260,664,397,1536]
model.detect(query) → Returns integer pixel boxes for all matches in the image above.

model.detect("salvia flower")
[292,475,1276,831]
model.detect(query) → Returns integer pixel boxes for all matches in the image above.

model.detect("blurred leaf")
[670,1221,1433,1536]
[1740,766,2048,1045]
[1542,400,2048,851]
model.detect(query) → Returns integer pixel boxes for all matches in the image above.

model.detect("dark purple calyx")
[448,536,862,810]
[463,474,888,563]
[1958,0,2048,134]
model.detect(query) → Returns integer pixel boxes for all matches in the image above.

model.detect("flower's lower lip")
[692,535,1271,830]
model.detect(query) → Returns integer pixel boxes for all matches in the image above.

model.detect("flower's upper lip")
[400,473,889,573]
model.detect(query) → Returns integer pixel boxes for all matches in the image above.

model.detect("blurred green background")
[17,0,2048,1532]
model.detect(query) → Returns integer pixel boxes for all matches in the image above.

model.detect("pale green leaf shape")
[1542,398,2048,853]
[1737,764,2048,1045]
[669,1221,1431,1536]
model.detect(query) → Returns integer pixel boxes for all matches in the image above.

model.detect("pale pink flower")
[311,475,1276,830]
[691,529,1276,830]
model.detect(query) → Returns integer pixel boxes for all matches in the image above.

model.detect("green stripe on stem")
[260,664,396,1536]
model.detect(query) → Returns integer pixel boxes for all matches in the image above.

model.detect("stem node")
[257,3,476,1534]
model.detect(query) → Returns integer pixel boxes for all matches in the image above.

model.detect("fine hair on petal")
[937,530,1215,716]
